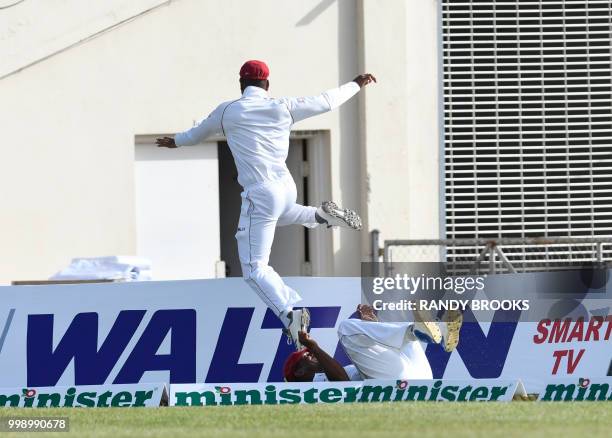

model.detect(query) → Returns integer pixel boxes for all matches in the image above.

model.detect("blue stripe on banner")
[0,308,15,355]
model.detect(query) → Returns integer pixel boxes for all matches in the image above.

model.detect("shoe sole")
[418,321,442,344]
[413,308,442,344]
[300,307,311,333]
[443,310,463,352]
[285,308,311,351]
[322,201,363,230]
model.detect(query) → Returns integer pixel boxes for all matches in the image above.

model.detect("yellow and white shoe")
[441,310,463,352]
[411,308,442,344]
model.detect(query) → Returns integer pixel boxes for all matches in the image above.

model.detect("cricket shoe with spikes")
[440,309,463,352]
[316,201,362,230]
[410,308,442,344]
[283,308,311,351]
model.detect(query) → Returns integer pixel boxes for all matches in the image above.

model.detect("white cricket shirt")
[313,364,363,382]
[174,82,360,188]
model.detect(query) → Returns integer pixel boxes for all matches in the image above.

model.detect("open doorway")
[218,139,313,277]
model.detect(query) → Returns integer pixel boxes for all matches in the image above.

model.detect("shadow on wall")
[336,0,362,275]
[295,0,363,275]
[296,0,336,26]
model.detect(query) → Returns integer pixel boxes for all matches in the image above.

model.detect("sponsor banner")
[0,278,360,388]
[535,378,612,401]
[0,383,167,408]
[170,379,520,406]
[0,274,609,389]
[437,319,611,394]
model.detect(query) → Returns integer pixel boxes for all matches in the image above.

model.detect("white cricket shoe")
[317,201,362,230]
[284,308,311,350]
[440,310,463,352]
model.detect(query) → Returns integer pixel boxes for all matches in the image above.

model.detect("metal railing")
[370,231,612,275]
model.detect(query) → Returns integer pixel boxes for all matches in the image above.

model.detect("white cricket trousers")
[338,319,433,380]
[236,174,318,321]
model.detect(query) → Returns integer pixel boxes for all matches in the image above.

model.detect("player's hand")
[298,330,318,350]
[357,304,379,322]
[353,73,377,88]
[156,137,177,148]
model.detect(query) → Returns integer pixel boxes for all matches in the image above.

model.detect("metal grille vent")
[442,0,612,267]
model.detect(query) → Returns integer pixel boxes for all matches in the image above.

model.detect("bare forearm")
[310,345,349,381]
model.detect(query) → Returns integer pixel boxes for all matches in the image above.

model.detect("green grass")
[1,403,610,438]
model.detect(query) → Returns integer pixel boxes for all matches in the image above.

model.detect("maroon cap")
[239,60,269,80]
[283,349,308,382]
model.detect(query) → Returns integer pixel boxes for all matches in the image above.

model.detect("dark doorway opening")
[217,140,310,277]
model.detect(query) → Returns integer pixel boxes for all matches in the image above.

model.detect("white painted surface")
[134,143,220,280]
[0,0,440,283]
[0,0,169,79]
[359,0,441,243]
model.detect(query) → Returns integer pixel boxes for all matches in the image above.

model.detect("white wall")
[0,0,169,79]
[134,142,220,280]
[359,0,441,244]
[0,0,440,283]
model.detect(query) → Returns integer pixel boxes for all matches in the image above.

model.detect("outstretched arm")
[285,73,377,124]
[156,102,226,148]
[299,331,349,381]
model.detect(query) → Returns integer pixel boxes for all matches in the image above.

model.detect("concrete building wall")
[359,0,441,244]
[0,0,440,284]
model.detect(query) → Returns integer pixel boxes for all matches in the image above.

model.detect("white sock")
[280,309,293,329]
[404,324,417,343]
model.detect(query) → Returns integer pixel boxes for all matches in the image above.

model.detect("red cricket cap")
[283,349,309,382]
[239,60,270,80]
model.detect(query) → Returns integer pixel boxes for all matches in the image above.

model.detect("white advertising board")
[0,383,166,408]
[0,275,609,395]
[169,379,521,405]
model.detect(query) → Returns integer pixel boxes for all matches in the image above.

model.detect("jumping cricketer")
[157,60,376,348]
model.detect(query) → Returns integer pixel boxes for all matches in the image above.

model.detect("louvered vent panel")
[443,0,612,266]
